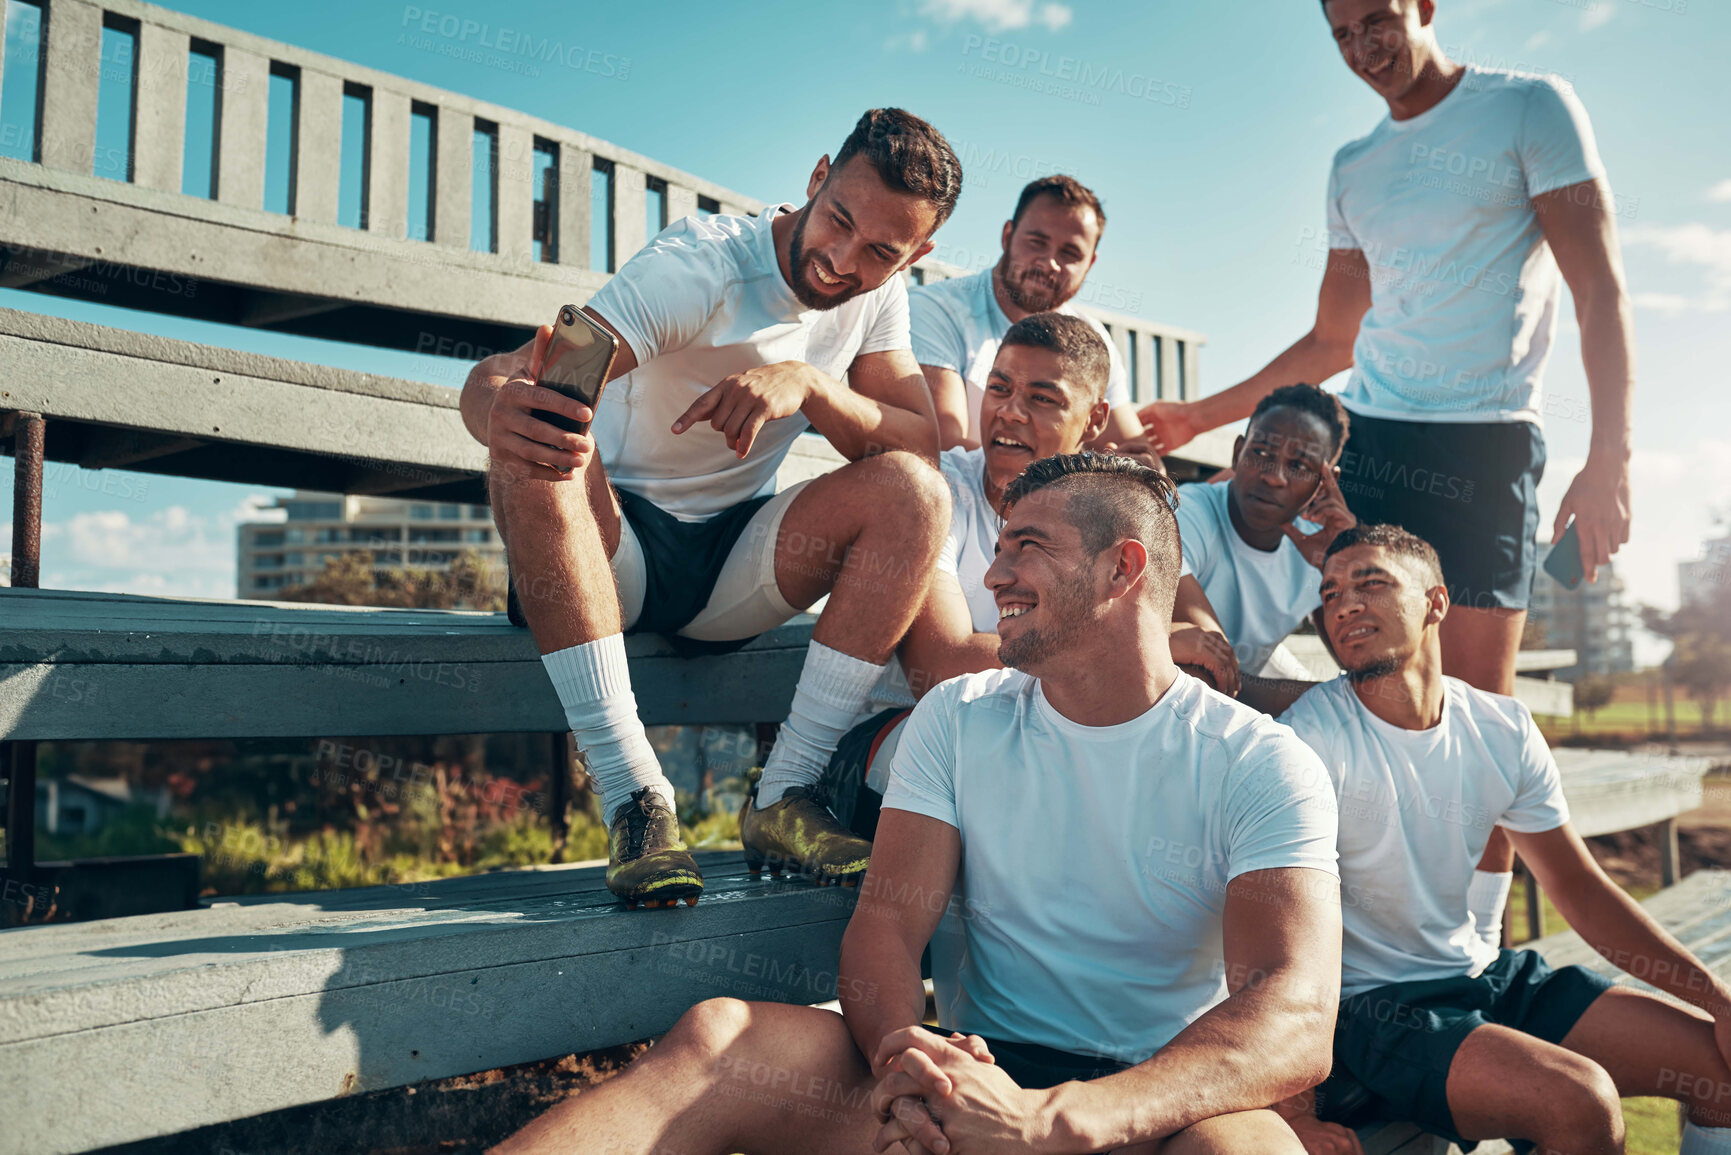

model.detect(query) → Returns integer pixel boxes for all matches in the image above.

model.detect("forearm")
[1238,675,1317,716]
[804,373,941,463]
[1192,331,1354,433]
[1568,880,1731,1017]
[900,630,1001,699]
[1576,289,1634,458]
[1042,985,1333,1150]
[460,356,513,445]
[839,933,930,1070]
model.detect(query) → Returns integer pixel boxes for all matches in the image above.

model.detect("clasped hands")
[868,1027,1054,1155]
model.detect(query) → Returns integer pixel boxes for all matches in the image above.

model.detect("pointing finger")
[673,382,726,435]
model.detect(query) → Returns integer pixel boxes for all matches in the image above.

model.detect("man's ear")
[1083,397,1110,444]
[1108,539,1150,602]
[1000,218,1015,255]
[806,155,832,202]
[1424,582,1450,628]
[899,239,936,275]
[1232,433,1246,466]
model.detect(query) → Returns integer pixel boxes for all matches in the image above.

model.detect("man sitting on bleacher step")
[1277,524,1731,1155]
[489,453,1342,1155]
[803,311,1244,847]
[460,109,960,908]
[1168,382,1353,717]
[907,173,1144,454]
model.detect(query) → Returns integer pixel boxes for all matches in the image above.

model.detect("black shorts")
[507,489,776,655]
[919,1025,1131,1090]
[818,708,910,840]
[1317,949,1613,1148]
[615,488,774,651]
[1335,412,1546,611]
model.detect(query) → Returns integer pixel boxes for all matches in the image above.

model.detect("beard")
[997,571,1093,672]
[788,210,866,311]
[996,253,1070,314]
[1344,656,1405,684]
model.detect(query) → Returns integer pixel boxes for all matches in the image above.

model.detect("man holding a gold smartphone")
[460,109,960,908]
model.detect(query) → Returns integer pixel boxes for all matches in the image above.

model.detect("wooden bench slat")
[0,864,856,1153]
[1,590,821,733]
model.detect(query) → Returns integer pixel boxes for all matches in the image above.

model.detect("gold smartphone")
[532,304,618,436]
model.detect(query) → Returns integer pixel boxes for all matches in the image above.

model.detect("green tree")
[276,549,506,610]
[1573,674,1616,722]
[1643,583,1731,733]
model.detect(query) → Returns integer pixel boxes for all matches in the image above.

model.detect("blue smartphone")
[1543,521,1586,589]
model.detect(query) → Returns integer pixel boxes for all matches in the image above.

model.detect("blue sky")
[4,0,1727,663]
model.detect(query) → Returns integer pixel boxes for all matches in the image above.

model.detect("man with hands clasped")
[490,453,1343,1155]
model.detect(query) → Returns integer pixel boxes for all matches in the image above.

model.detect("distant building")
[1528,545,1636,679]
[35,776,171,837]
[1680,535,1731,608]
[237,491,503,599]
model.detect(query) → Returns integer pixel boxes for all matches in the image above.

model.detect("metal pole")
[549,731,571,864]
[5,413,44,877]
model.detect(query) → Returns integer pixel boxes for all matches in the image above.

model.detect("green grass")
[1506,880,1680,1153]
[1624,1098,1681,1154]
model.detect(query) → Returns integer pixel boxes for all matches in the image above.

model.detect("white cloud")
[1579,4,1613,32]
[1631,291,1692,315]
[1709,179,1731,204]
[919,0,1073,32]
[884,28,932,52]
[1624,222,1731,313]
[36,490,283,599]
[1523,30,1552,51]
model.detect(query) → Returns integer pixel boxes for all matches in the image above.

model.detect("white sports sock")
[1467,870,1513,950]
[541,635,672,825]
[1683,1120,1731,1154]
[757,642,886,806]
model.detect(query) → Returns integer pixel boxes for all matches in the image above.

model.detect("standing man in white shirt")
[490,453,1342,1155]
[1279,525,1731,1155]
[1143,0,1635,892]
[461,110,959,907]
[909,175,1147,454]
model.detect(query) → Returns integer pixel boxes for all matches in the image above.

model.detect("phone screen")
[533,306,617,435]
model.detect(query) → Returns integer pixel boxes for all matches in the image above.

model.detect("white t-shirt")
[883,668,1339,1061]
[937,446,1005,632]
[909,269,1130,445]
[1325,67,1606,425]
[587,205,910,521]
[1176,481,1321,676]
[862,446,1001,716]
[1279,676,1569,997]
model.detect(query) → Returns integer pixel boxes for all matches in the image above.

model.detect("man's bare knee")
[657,997,754,1069]
[848,450,949,524]
[1545,1057,1623,1150]
[1159,1110,1302,1155]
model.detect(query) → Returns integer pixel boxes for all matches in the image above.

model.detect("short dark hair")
[1249,382,1350,455]
[999,312,1112,403]
[831,108,963,231]
[1003,452,1182,610]
[1323,523,1444,587]
[1010,175,1106,236]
